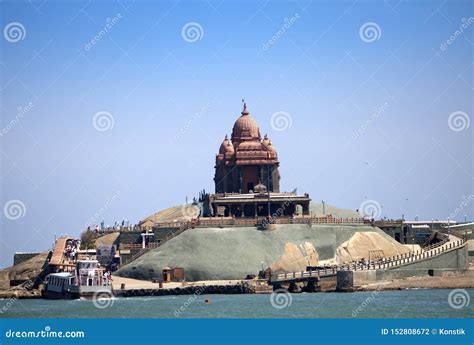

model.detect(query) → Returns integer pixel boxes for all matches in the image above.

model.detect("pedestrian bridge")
[270,234,467,286]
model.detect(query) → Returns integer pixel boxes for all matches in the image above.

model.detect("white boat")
[44,260,112,299]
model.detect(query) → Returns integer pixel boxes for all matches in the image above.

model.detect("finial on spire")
[241,101,249,115]
[224,134,228,140]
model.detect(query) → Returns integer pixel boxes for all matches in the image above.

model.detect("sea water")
[1,289,472,318]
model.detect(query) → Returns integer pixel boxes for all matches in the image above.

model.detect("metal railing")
[120,242,160,250]
[154,216,370,229]
[92,215,371,233]
[126,224,190,262]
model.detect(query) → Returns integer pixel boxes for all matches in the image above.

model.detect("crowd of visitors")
[64,239,78,261]
[86,219,132,232]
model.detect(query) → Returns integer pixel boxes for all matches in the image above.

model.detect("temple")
[214,103,280,194]
[202,103,311,219]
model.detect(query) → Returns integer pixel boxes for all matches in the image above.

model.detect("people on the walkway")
[63,239,78,262]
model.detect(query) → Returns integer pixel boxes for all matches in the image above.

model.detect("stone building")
[206,103,311,218]
[214,103,280,194]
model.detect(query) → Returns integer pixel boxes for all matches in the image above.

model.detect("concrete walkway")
[111,275,243,291]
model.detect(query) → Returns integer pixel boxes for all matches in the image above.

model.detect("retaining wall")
[13,252,41,266]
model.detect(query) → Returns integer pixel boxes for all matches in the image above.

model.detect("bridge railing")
[271,237,467,282]
[345,237,465,272]
[273,266,339,281]
[422,232,449,251]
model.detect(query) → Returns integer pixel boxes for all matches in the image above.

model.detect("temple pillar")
[238,167,242,193]
[222,167,227,193]
[302,202,310,215]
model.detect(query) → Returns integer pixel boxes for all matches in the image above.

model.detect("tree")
[80,230,98,249]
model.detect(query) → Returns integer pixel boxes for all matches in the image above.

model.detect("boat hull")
[43,289,80,300]
[43,286,112,300]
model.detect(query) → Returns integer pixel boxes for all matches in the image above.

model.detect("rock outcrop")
[270,242,319,273]
[335,231,411,264]
[115,224,409,282]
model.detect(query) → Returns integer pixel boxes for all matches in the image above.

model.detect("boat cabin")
[76,260,106,287]
[45,272,75,293]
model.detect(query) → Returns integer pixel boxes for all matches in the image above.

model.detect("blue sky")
[0,0,472,267]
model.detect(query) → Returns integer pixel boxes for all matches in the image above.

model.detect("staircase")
[128,223,191,262]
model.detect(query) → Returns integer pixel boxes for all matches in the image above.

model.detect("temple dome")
[231,103,260,143]
[219,135,234,154]
[267,141,277,153]
[238,140,262,151]
[224,141,234,154]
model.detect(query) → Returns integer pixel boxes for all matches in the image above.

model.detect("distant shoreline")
[1,269,473,300]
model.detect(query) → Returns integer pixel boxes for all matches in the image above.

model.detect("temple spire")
[241,101,249,116]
